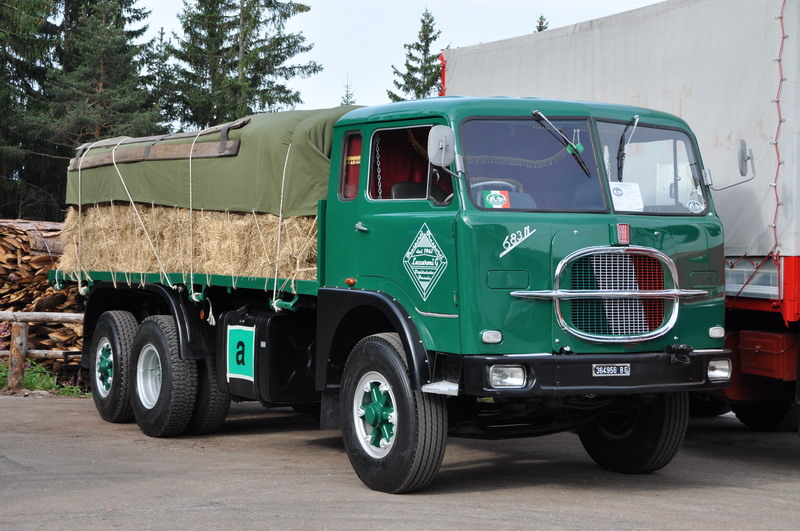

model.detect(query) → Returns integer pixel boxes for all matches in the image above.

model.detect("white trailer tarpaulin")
[443,0,799,261]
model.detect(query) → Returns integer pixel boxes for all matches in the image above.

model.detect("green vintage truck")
[54,97,731,493]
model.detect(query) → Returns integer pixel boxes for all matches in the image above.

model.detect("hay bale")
[60,204,317,284]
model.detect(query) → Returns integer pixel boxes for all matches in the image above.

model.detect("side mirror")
[738,139,753,177]
[427,125,455,168]
[711,138,756,191]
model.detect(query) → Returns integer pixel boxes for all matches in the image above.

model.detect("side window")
[368,126,453,205]
[339,132,362,200]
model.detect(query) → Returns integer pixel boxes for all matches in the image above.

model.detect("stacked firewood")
[0,220,83,353]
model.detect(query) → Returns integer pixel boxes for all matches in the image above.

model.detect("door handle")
[355,222,369,233]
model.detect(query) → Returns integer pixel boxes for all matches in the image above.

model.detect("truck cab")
[319,97,731,490]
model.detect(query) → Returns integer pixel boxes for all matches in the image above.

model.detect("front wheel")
[578,392,689,474]
[341,333,447,493]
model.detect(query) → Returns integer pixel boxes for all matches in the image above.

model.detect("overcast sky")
[138,0,664,109]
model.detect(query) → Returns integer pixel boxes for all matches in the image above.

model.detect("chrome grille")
[567,252,667,338]
[509,245,708,344]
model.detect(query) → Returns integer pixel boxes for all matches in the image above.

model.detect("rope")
[729,0,787,304]
[769,0,788,300]
[225,209,237,289]
[251,209,271,290]
[75,141,102,293]
[272,143,293,309]
[188,128,206,299]
[110,137,174,288]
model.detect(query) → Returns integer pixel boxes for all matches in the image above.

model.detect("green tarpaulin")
[66,106,358,217]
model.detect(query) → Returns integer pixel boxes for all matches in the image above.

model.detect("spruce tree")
[171,0,322,129]
[387,9,442,102]
[35,0,160,149]
[0,0,61,219]
[341,76,356,105]
[143,28,180,131]
[535,14,549,32]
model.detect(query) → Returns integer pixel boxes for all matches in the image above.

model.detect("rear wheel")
[579,392,689,474]
[731,399,800,432]
[89,311,138,423]
[341,333,447,493]
[186,356,231,435]
[130,316,198,437]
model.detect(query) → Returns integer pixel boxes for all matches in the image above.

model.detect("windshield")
[597,121,708,215]
[460,118,606,212]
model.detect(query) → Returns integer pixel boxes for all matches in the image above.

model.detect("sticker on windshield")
[686,200,704,213]
[483,190,510,209]
[610,182,644,211]
[403,224,448,301]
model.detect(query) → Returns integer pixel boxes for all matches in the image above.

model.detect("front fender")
[316,288,432,391]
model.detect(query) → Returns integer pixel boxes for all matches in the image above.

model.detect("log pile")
[0,220,83,354]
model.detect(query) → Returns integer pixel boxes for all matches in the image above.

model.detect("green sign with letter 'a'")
[227,325,255,382]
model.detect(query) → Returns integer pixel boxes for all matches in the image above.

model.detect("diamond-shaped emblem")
[403,223,448,301]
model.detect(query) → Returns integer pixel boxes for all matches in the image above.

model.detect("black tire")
[340,333,447,493]
[689,392,731,418]
[185,356,231,435]
[130,316,198,438]
[578,392,689,474]
[731,399,800,432]
[89,311,138,423]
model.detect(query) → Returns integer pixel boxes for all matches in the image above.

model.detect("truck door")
[325,120,460,353]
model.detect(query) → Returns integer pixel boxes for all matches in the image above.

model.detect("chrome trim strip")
[691,349,729,355]
[511,288,708,300]
[415,308,459,319]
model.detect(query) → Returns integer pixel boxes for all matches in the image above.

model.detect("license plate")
[592,363,631,377]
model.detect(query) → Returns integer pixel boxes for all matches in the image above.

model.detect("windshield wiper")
[616,114,639,182]
[532,110,591,178]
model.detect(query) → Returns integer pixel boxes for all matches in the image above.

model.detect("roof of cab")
[335,96,690,129]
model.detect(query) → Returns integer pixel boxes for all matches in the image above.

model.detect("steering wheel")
[469,180,520,193]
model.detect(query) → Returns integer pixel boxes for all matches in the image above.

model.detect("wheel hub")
[353,372,396,458]
[361,382,395,447]
[95,339,114,398]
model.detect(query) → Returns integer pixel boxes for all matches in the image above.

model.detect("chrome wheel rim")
[137,344,162,409]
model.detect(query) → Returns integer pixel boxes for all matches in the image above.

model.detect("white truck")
[442,0,800,430]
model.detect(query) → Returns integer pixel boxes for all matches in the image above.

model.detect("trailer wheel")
[579,392,689,474]
[731,399,800,432]
[341,333,447,493]
[130,316,198,437]
[89,311,138,423]
[185,356,231,435]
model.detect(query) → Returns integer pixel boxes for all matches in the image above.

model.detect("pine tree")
[341,76,356,105]
[535,14,549,32]
[171,0,322,129]
[387,9,442,102]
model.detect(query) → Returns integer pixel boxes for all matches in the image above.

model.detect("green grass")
[0,359,91,397]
